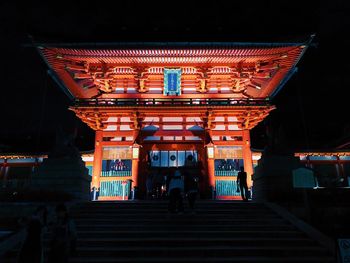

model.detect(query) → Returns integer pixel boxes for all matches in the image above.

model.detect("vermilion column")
[207,158,215,189]
[206,142,215,192]
[131,158,139,189]
[242,129,253,188]
[92,130,103,189]
[131,130,140,190]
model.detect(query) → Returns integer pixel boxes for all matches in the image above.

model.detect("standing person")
[48,204,77,263]
[17,206,47,263]
[91,187,96,201]
[153,169,164,199]
[185,173,199,214]
[168,170,184,214]
[237,166,249,201]
[146,172,153,200]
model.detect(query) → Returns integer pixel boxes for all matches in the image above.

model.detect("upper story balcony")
[74,98,271,107]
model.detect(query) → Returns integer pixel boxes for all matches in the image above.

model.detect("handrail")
[73,98,271,107]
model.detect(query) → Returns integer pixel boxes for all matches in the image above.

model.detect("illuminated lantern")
[132,142,140,160]
[206,142,215,159]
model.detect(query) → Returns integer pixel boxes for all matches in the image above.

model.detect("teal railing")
[101,170,132,177]
[100,180,131,197]
[215,180,240,196]
[215,170,238,176]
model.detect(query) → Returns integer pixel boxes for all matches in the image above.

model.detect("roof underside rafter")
[38,40,310,100]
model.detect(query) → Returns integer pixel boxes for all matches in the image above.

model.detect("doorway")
[138,145,206,199]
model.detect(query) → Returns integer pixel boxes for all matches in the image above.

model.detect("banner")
[164,68,181,95]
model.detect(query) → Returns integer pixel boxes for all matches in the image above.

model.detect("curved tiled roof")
[38,40,311,99]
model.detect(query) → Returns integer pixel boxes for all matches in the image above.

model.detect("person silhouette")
[48,204,77,263]
[91,187,96,201]
[185,172,199,213]
[153,169,164,199]
[146,172,153,199]
[237,166,249,201]
[17,205,47,263]
[168,170,184,213]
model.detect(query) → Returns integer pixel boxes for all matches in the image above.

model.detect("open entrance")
[149,150,198,168]
[147,150,199,199]
[138,144,206,199]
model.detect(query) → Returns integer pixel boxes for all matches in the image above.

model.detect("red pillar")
[207,158,215,189]
[131,130,140,190]
[206,142,215,191]
[243,129,253,188]
[92,131,103,189]
[131,158,139,189]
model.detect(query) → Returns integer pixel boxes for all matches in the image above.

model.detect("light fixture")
[280,54,288,59]
[206,142,215,159]
[132,142,140,159]
[249,82,261,90]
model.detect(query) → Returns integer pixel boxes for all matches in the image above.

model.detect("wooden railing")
[74,98,270,107]
[101,170,132,177]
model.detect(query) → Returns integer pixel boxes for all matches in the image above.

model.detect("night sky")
[1,1,349,153]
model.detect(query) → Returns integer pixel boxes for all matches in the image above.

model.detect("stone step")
[73,214,279,219]
[1,201,335,263]
[1,255,335,263]
[68,257,334,263]
[67,246,330,257]
[72,230,306,238]
[74,217,287,224]
[76,204,265,209]
[73,219,282,225]
[70,237,318,247]
[75,224,296,231]
[77,203,265,206]
[5,245,330,260]
[73,208,272,214]
[73,214,281,221]
[75,202,266,207]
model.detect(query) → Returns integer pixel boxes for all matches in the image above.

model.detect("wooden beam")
[102,131,134,137]
[212,141,244,146]
[100,141,133,146]
[101,129,243,138]
[101,93,250,99]
[211,130,242,136]
[70,105,275,131]
[141,140,203,144]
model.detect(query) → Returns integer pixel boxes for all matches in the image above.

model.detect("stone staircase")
[2,201,335,262]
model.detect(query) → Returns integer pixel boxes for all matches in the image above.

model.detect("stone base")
[252,154,302,202]
[31,157,91,201]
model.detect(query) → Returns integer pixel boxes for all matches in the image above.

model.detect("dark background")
[0,1,349,153]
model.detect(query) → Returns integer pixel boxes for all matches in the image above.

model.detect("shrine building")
[34,41,311,200]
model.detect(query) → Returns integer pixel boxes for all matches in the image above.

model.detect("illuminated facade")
[31,41,312,200]
[1,151,349,195]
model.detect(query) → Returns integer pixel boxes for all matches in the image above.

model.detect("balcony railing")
[215,170,238,177]
[74,98,270,107]
[101,170,132,177]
